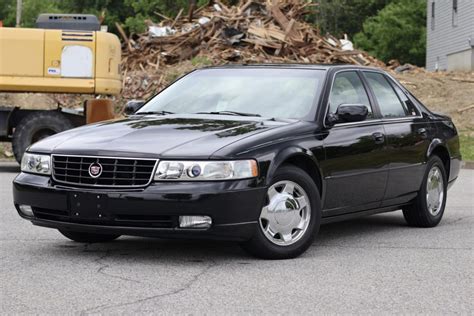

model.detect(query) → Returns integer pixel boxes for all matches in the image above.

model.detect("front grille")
[52,155,157,188]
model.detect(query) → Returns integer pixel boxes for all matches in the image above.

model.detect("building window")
[431,2,435,30]
[452,0,458,27]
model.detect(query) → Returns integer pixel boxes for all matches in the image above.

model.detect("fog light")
[18,205,34,217]
[179,216,212,229]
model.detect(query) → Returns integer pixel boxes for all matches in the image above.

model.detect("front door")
[321,71,389,216]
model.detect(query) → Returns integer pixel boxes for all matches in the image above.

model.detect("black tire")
[241,165,322,259]
[59,230,120,243]
[402,156,447,227]
[12,111,73,163]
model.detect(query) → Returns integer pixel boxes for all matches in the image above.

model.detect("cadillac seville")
[13,65,461,259]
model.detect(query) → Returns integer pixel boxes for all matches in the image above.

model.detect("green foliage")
[0,0,16,26]
[0,0,61,27]
[191,56,212,67]
[58,0,135,34]
[124,14,148,34]
[123,0,187,33]
[354,0,426,66]
[121,0,210,33]
[459,134,474,161]
[0,0,208,33]
[165,71,181,83]
[311,0,393,37]
[125,0,190,18]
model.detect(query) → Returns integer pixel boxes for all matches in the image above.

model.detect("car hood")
[30,114,292,159]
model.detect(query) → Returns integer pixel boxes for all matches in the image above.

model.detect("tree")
[353,0,426,66]
[311,0,394,38]
[0,0,209,33]
[0,0,61,27]
[58,0,135,33]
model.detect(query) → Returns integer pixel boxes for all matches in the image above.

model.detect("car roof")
[201,63,384,72]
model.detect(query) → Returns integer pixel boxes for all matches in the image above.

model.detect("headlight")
[155,160,258,181]
[21,153,52,175]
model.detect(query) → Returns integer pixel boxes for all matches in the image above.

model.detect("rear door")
[321,70,389,216]
[362,71,432,206]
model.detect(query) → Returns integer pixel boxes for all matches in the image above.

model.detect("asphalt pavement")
[0,162,472,314]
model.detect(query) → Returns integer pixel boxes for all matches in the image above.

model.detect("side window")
[329,71,373,119]
[431,1,435,30]
[364,72,408,118]
[452,0,458,27]
[389,80,420,116]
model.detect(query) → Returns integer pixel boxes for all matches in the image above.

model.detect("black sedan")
[13,65,461,259]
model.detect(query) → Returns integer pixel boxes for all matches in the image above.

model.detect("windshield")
[137,68,325,119]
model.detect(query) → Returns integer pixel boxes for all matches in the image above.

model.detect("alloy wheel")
[259,180,311,246]
[426,165,444,216]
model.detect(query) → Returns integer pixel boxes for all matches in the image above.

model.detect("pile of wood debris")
[119,0,385,99]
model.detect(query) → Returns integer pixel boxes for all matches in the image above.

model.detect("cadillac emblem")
[88,162,103,178]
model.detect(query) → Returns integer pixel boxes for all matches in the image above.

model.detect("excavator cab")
[0,14,121,94]
[0,14,122,163]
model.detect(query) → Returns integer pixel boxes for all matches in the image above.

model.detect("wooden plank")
[171,8,184,28]
[118,0,389,100]
[452,77,474,83]
[115,22,129,44]
[284,19,296,41]
[457,104,474,113]
[269,1,299,39]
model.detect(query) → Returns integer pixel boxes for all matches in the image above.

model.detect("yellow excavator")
[0,14,122,162]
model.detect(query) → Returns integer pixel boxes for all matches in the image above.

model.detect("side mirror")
[124,100,145,115]
[335,104,368,123]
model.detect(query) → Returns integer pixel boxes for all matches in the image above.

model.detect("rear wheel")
[402,156,447,227]
[12,111,73,163]
[59,230,120,243]
[241,165,321,259]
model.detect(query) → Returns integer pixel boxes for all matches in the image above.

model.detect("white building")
[426,0,474,71]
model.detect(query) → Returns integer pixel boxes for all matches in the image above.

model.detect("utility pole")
[16,0,23,27]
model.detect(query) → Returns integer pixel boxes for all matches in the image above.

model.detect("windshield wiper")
[135,110,175,115]
[195,111,261,117]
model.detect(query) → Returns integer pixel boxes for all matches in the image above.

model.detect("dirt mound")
[395,71,474,134]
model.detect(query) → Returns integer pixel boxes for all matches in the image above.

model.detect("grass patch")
[191,56,212,67]
[164,71,181,83]
[459,134,474,161]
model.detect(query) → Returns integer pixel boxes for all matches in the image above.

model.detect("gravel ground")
[0,163,472,315]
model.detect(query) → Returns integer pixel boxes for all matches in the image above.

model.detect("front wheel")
[59,230,120,243]
[241,165,321,259]
[402,156,447,227]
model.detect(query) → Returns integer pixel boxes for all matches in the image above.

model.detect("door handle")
[372,132,385,144]
[417,128,428,139]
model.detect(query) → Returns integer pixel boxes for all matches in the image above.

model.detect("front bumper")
[13,173,266,241]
